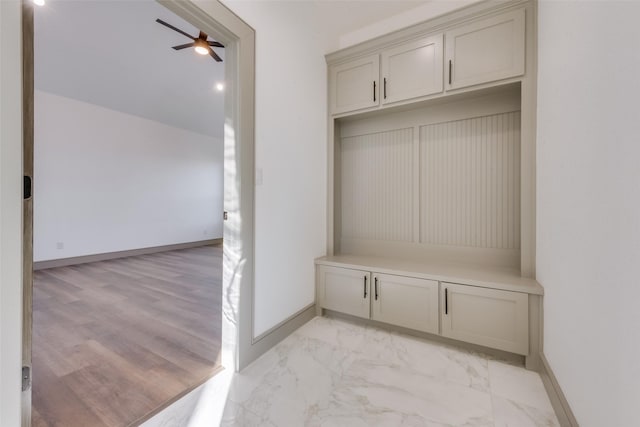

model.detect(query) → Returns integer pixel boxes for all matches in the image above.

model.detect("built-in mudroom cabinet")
[316,0,543,370]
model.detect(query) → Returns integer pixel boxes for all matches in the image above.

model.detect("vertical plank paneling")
[514,112,522,249]
[412,126,421,243]
[420,111,521,249]
[341,128,413,242]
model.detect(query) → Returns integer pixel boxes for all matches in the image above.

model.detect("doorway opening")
[22,0,255,425]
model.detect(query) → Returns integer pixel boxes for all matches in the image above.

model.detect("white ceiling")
[34,1,430,138]
[35,0,226,138]
[308,0,428,49]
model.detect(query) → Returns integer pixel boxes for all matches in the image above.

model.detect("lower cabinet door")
[371,273,439,334]
[318,266,370,319]
[441,282,529,355]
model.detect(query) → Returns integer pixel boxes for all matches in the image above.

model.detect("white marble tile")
[492,395,560,427]
[308,411,429,427]
[227,337,291,403]
[142,370,234,427]
[293,316,367,352]
[351,324,490,392]
[226,332,358,425]
[220,400,277,427]
[335,360,494,426]
[489,359,555,412]
[218,317,562,427]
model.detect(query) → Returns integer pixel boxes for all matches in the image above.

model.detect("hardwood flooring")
[31,245,222,427]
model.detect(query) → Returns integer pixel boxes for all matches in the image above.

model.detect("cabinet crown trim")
[326,0,531,65]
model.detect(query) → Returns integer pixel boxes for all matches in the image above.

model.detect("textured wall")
[537,2,640,425]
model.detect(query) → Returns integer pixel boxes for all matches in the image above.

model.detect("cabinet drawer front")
[441,283,528,354]
[381,34,443,104]
[331,55,380,115]
[319,266,370,319]
[445,9,525,90]
[372,274,439,334]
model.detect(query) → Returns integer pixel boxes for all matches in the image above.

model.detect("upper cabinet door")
[330,54,380,115]
[381,35,443,105]
[445,10,525,90]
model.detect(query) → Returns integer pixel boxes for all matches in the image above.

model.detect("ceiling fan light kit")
[194,39,209,55]
[156,18,224,62]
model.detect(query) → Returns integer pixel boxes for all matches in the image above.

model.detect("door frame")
[164,0,316,375]
[20,0,257,425]
[159,0,256,374]
[21,1,34,426]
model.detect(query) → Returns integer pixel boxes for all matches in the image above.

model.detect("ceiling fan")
[156,18,224,62]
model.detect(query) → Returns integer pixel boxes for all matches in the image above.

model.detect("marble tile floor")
[220,316,560,427]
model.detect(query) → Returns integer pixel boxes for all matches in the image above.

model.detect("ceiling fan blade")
[172,43,195,50]
[209,48,223,62]
[155,19,194,40]
[208,41,225,48]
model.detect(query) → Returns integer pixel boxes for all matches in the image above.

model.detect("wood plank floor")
[32,245,222,427]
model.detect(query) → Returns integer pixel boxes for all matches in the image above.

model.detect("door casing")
[21,0,257,425]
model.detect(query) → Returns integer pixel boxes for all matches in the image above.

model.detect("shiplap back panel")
[420,112,521,249]
[341,128,413,242]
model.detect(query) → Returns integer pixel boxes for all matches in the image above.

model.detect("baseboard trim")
[34,238,222,270]
[239,304,316,370]
[539,352,579,427]
[252,303,316,343]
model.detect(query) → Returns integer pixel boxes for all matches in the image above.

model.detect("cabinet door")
[381,35,443,105]
[441,283,528,355]
[371,273,439,334]
[330,55,379,114]
[445,10,524,90]
[318,266,370,319]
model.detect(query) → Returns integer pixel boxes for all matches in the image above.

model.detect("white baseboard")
[238,304,317,370]
[539,352,579,427]
[34,238,222,270]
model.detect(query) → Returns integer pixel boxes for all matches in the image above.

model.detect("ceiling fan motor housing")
[156,18,224,62]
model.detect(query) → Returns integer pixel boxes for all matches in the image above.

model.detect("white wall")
[34,91,223,262]
[0,1,24,425]
[222,1,327,337]
[218,0,485,339]
[0,0,501,424]
[537,2,640,426]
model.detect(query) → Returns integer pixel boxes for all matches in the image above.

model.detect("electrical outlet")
[56,242,64,250]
